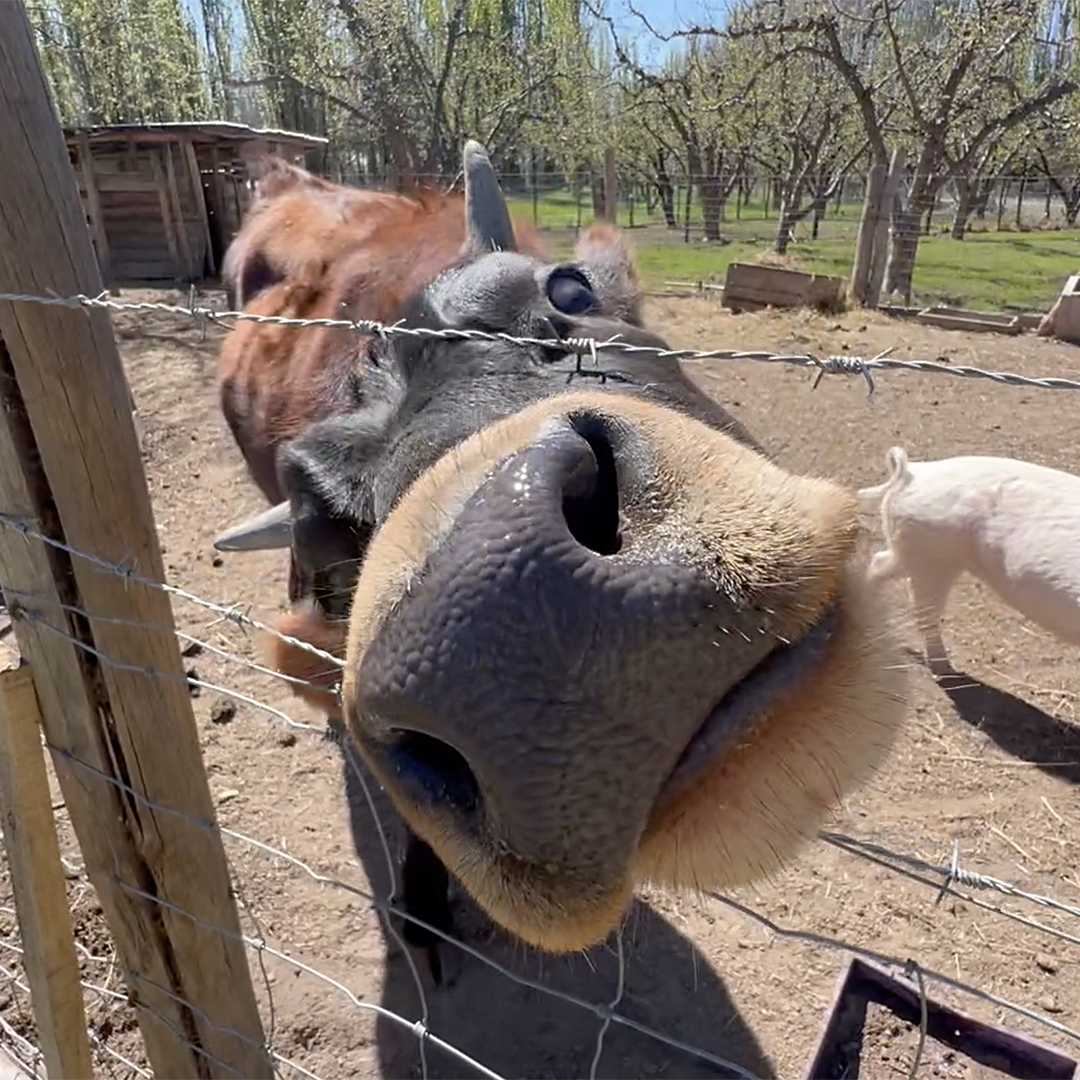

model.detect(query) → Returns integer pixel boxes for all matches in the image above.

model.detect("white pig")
[857,446,1080,676]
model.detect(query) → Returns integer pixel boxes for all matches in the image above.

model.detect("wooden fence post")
[0,658,94,1080]
[0,6,272,1078]
[849,159,887,306]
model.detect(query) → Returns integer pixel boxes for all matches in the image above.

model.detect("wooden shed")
[65,121,328,286]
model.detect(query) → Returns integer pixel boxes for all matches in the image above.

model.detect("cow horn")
[213,501,293,551]
[462,139,516,255]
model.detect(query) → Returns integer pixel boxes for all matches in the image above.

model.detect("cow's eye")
[546,268,596,316]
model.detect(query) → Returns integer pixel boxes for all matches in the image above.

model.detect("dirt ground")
[2,290,1079,1080]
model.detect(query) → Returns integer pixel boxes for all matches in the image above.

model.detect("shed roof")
[64,120,328,150]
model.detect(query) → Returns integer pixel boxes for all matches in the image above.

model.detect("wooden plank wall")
[196,143,252,257]
[69,134,314,286]
[71,141,210,283]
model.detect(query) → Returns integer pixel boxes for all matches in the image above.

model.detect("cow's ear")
[572,223,644,326]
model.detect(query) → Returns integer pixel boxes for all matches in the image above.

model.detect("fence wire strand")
[2,289,1080,400]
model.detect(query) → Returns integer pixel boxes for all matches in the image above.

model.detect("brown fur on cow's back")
[218,157,548,504]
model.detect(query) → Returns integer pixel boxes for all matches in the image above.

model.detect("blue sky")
[607,0,730,37]
[603,0,732,63]
[180,0,733,47]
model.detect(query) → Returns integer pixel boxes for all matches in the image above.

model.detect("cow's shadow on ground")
[937,667,1080,786]
[337,748,775,1080]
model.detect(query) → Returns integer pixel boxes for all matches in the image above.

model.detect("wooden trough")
[722,262,845,314]
[916,305,1023,335]
[802,957,1078,1080]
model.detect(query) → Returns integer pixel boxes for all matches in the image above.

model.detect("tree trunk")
[950,175,975,239]
[886,149,937,304]
[885,206,920,302]
[775,178,804,254]
[867,148,907,308]
[591,166,605,220]
[775,209,798,254]
[658,182,676,227]
[1015,174,1027,228]
[602,147,617,223]
[655,153,676,228]
[1053,182,1080,226]
[683,178,693,244]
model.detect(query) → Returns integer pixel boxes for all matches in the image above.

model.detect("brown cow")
[215,142,909,972]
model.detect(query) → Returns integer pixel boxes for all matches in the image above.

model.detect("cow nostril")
[388,730,481,815]
[562,422,622,556]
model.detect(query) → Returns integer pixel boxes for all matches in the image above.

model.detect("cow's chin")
[633,564,906,901]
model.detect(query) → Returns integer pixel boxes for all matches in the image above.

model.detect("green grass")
[503,185,1078,312]
[781,230,1078,312]
[526,215,1077,313]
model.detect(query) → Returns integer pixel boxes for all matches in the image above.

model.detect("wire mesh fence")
[1,539,1078,1078]
[0,288,1078,1079]
[329,170,1080,241]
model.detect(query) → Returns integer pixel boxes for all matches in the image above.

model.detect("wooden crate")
[802,957,1077,1080]
[916,305,1023,335]
[722,262,845,314]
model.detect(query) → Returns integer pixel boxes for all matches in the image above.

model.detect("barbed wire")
[821,832,1080,922]
[3,290,1080,400]
[707,893,1080,1044]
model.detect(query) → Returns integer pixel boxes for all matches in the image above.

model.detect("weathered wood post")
[865,148,907,310]
[849,158,887,306]
[0,6,272,1077]
[0,657,94,1080]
